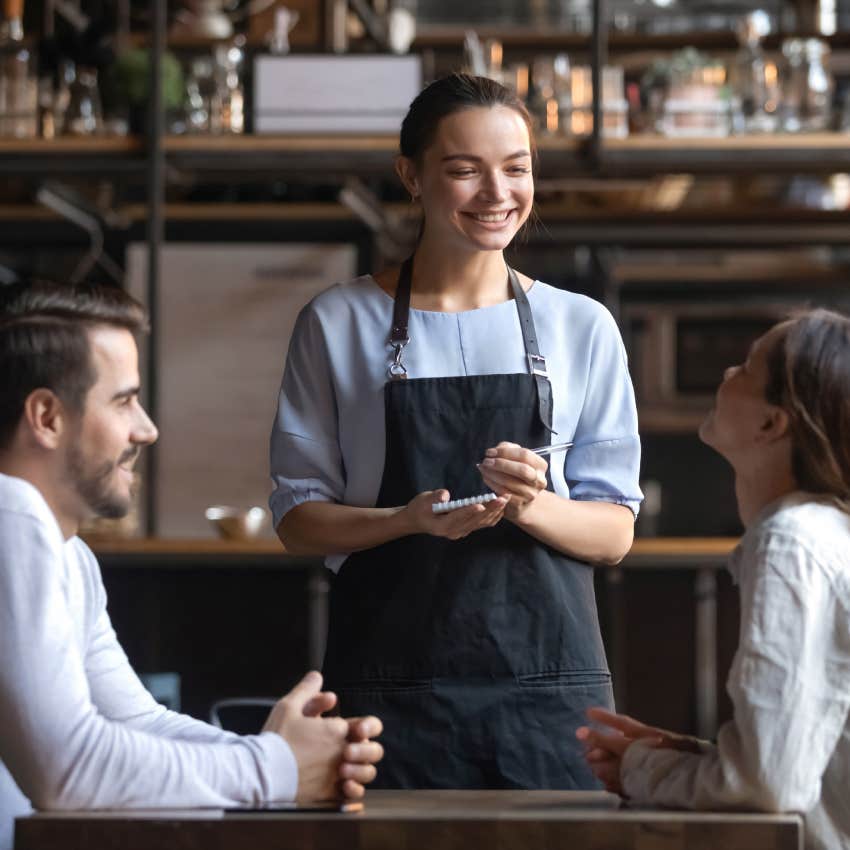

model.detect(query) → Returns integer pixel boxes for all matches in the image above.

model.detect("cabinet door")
[127,242,357,537]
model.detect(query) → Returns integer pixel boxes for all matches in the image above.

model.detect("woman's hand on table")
[477,442,549,522]
[402,489,508,540]
[576,707,703,795]
[261,671,383,802]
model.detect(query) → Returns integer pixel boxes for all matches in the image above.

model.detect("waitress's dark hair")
[399,73,536,164]
[764,308,850,511]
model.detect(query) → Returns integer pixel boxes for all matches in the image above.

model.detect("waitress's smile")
[464,209,517,227]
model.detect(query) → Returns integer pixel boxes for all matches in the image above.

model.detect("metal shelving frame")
[144,0,166,534]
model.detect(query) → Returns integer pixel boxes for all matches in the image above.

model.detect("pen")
[530,441,574,457]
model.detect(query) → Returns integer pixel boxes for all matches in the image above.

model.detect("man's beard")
[66,445,138,519]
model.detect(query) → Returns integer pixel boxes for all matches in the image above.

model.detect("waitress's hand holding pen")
[402,489,508,540]
[478,441,569,521]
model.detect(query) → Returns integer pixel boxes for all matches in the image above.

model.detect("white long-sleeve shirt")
[621,492,850,850]
[0,473,298,850]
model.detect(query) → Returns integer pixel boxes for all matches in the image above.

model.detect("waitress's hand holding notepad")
[410,486,508,536]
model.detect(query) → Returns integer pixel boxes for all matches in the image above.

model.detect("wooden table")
[15,790,803,850]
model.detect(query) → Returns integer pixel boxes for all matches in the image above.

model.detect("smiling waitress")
[269,73,643,789]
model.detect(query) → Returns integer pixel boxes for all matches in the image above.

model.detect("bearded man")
[0,280,383,850]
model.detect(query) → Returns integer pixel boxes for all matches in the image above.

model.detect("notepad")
[432,493,498,514]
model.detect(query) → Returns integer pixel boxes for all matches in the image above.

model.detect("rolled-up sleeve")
[565,308,642,516]
[269,304,345,529]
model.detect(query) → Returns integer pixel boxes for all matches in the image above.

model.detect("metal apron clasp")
[527,352,549,378]
[388,339,408,380]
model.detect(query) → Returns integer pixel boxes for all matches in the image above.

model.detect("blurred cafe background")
[2,0,849,739]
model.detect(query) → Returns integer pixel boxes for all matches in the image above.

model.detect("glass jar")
[563,65,627,138]
[662,61,731,138]
[781,38,833,132]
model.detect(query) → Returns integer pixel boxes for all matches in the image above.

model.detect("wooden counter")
[15,790,803,850]
[88,536,739,567]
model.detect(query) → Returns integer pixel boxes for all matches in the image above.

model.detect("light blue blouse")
[270,275,643,572]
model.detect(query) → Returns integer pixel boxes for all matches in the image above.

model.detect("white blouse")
[621,492,850,850]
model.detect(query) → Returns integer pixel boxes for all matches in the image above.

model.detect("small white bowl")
[205,505,268,540]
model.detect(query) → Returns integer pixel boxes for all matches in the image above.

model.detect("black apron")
[323,257,613,789]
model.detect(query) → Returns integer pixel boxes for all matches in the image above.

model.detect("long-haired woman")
[578,309,850,849]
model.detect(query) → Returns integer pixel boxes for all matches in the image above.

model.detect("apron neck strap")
[386,256,413,380]
[508,267,555,435]
[390,255,413,348]
[507,267,547,382]
[388,256,555,432]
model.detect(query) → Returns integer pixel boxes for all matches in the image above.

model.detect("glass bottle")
[185,56,222,134]
[266,6,299,56]
[528,56,557,135]
[0,0,38,138]
[731,11,779,133]
[213,38,245,135]
[64,66,103,136]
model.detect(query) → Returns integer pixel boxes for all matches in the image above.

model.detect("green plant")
[104,48,185,111]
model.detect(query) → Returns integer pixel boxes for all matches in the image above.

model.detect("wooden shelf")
[0,133,849,177]
[605,133,850,150]
[87,535,316,570]
[87,536,286,556]
[0,137,142,154]
[138,132,850,177]
[163,133,404,177]
[3,201,848,249]
[124,201,373,221]
[0,136,145,176]
[413,26,850,51]
[163,134,398,152]
[120,25,850,52]
[413,26,593,49]
[627,537,738,567]
[0,132,832,153]
[600,132,850,174]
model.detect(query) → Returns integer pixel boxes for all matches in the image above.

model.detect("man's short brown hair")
[0,280,148,449]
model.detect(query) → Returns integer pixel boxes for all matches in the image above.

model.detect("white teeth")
[472,211,511,222]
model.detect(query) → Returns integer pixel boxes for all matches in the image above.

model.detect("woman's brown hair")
[399,72,537,165]
[765,308,850,510]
